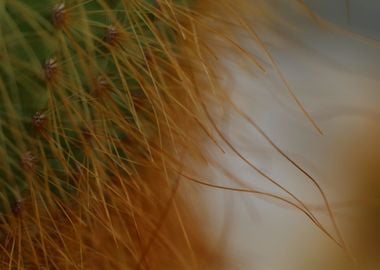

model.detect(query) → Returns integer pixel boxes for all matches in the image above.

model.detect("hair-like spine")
[3,0,358,268]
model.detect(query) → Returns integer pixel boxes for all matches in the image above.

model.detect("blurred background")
[198,0,380,269]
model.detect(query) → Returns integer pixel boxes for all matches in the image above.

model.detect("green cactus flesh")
[0,0,191,214]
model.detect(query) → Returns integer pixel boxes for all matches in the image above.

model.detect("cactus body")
[0,0,222,268]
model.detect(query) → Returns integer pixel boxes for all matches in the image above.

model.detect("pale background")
[200,1,380,269]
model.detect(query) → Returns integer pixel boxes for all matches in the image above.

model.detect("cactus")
[0,0,229,268]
